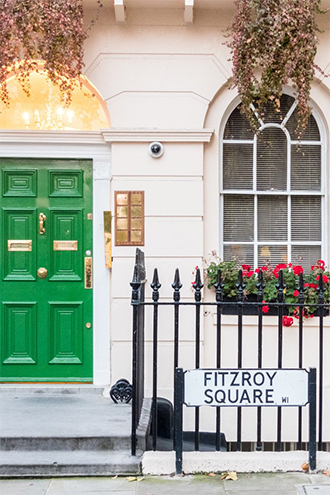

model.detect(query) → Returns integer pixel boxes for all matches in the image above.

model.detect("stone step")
[0,435,132,452]
[0,450,141,477]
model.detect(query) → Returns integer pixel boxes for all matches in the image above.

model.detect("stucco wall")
[81,0,330,440]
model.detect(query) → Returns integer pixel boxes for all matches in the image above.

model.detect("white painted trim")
[0,138,112,387]
[114,0,126,23]
[101,128,214,143]
[184,0,194,24]
[0,130,104,144]
[142,451,330,475]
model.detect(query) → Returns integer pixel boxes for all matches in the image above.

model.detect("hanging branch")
[0,0,102,106]
[226,0,326,138]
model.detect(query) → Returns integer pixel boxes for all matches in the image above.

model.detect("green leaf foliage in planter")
[205,255,330,318]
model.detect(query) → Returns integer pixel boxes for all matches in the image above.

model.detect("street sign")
[184,368,309,407]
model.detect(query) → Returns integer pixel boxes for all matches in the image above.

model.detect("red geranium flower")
[293,290,299,297]
[262,301,269,314]
[283,316,293,327]
[316,275,329,284]
[293,265,304,276]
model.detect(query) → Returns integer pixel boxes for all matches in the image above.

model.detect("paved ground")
[1,473,330,495]
[0,386,131,439]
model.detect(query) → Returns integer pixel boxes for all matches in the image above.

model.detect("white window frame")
[220,92,327,269]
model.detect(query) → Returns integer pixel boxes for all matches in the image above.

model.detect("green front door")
[0,158,93,382]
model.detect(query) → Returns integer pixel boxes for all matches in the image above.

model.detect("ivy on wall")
[227,0,325,138]
[0,0,102,106]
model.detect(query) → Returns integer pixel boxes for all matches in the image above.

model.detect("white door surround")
[0,130,112,386]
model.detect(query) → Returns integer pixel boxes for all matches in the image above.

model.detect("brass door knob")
[37,267,48,279]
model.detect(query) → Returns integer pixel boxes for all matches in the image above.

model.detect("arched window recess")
[0,70,110,131]
[221,93,324,271]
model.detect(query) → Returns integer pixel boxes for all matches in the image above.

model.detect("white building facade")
[1,0,330,444]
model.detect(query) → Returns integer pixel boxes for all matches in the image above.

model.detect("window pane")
[258,245,287,267]
[131,219,142,229]
[257,128,287,191]
[291,145,321,191]
[131,193,143,205]
[286,111,320,140]
[224,244,254,266]
[223,195,254,242]
[258,196,287,241]
[256,94,295,125]
[116,193,128,205]
[291,196,321,241]
[291,245,321,272]
[117,219,128,230]
[223,106,255,140]
[117,206,128,217]
[223,143,253,189]
[131,230,142,243]
[116,231,128,243]
[131,206,142,217]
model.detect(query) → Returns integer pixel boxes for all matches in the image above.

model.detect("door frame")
[0,131,111,386]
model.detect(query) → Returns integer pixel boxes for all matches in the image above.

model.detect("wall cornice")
[101,128,214,143]
[0,128,214,144]
[0,130,105,144]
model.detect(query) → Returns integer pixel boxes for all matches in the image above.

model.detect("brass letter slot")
[53,240,78,251]
[85,257,92,289]
[103,211,112,269]
[8,240,32,252]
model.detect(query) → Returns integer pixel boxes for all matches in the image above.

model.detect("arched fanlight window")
[221,94,323,271]
[0,71,110,131]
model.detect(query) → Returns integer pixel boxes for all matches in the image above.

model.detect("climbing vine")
[227,0,325,138]
[0,0,102,106]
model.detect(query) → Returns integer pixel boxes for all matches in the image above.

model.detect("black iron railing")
[131,256,329,455]
[130,248,146,456]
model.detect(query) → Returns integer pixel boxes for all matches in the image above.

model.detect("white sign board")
[184,369,309,407]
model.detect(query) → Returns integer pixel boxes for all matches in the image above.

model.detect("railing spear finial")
[151,268,161,302]
[256,269,265,302]
[214,268,224,302]
[192,267,203,302]
[172,268,183,302]
[236,269,246,302]
[276,269,286,303]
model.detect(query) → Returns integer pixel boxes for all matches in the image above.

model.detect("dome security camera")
[149,141,164,158]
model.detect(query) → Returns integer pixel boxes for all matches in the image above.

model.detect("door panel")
[0,158,93,382]
[3,208,37,281]
[3,169,37,197]
[49,302,83,365]
[2,302,37,364]
[49,209,83,281]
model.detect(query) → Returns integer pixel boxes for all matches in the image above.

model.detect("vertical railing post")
[174,367,184,475]
[317,274,324,450]
[309,367,317,472]
[172,269,182,450]
[297,272,305,450]
[256,269,265,451]
[236,269,245,451]
[131,264,142,456]
[276,269,285,452]
[151,268,161,451]
[173,269,182,370]
[192,268,203,451]
[214,268,224,451]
